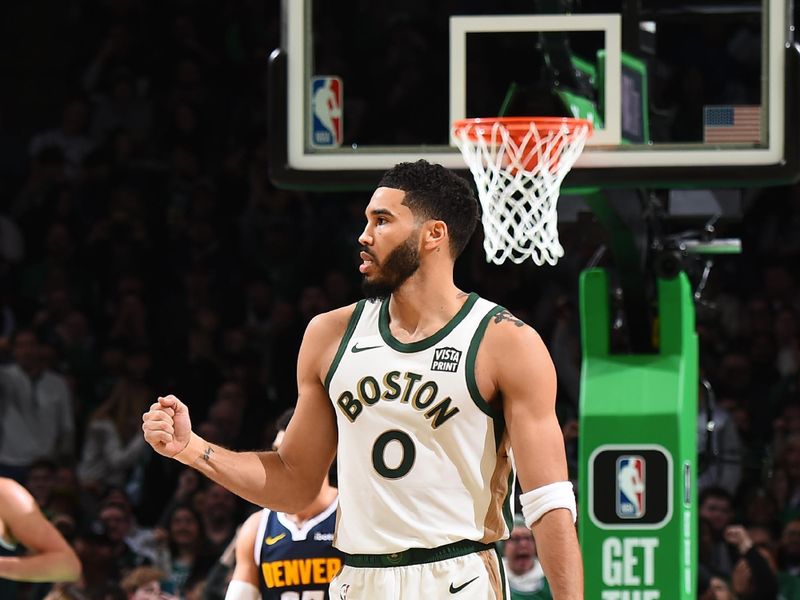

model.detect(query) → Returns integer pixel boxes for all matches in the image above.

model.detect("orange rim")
[452,116,593,142]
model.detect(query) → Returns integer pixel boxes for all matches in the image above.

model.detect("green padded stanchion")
[578,268,698,600]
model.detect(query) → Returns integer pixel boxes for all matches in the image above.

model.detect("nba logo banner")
[616,455,645,518]
[310,76,343,148]
[589,445,671,528]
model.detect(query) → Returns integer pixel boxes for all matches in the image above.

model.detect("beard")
[361,233,421,299]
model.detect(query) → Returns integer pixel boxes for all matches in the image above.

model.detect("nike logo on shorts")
[449,576,479,594]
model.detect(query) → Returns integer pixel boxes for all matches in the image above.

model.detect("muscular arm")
[480,314,583,599]
[143,307,349,513]
[0,478,81,582]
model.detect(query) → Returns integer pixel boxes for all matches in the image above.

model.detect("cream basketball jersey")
[325,293,514,554]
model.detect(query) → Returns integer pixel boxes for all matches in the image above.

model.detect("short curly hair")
[377,160,478,258]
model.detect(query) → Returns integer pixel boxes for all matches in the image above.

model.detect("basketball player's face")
[359,187,421,298]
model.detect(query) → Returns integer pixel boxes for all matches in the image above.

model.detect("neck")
[386,267,464,337]
[288,483,337,524]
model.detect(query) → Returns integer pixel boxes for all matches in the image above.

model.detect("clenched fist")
[142,395,193,458]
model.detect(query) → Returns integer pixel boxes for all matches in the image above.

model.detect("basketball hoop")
[452,117,593,266]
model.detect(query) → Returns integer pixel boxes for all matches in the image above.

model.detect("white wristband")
[225,579,260,600]
[519,481,577,528]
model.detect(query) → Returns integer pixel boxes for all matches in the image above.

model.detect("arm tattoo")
[493,309,525,327]
[203,447,214,462]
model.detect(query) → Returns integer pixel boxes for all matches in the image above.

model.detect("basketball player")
[0,476,81,597]
[225,408,342,600]
[143,160,583,599]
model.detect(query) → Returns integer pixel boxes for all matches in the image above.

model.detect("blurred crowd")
[0,1,799,599]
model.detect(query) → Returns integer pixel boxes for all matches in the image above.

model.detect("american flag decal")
[703,105,761,143]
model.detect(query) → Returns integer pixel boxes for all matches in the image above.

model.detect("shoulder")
[0,477,25,498]
[237,510,265,545]
[479,308,555,387]
[301,302,364,380]
[0,478,35,516]
[304,302,361,343]
[482,308,549,356]
[1,364,22,383]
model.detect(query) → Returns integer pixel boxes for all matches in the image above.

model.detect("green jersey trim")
[502,471,515,535]
[378,292,479,353]
[465,305,505,419]
[343,539,495,568]
[324,300,367,392]
[496,545,509,600]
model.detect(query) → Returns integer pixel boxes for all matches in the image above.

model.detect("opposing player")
[143,160,583,599]
[0,477,81,596]
[225,408,342,600]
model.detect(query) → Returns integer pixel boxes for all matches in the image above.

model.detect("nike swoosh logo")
[449,577,479,594]
[351,343,381,353]
[265,533,286,545]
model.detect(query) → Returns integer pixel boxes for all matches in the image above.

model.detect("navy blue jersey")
[255,498,343,600]
[0,536,19,598]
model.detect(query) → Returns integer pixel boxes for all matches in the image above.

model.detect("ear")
[422,220,448,252]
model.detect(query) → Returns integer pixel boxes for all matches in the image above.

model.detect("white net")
[453,118,591,266]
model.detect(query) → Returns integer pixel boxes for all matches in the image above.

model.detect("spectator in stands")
[0,328,74,481]
[698,381,743,496]
[28,97,94,180]
[25,459,59,511]
[699,486,737,578]
[206,396,244,450]
[101,489,158,560]
[199,483,240,558]
[120,565,178,599]
[90,66,153,147]
[83,23,150,96]
[70,523,123,599]
[777,518,800,599]
[776,434,800,523]
[503,515,551,600]
[155,504,215,597]
[146,466,204,536]
[726,524,779,599]
[77,350,151,495]
[740,486,782,535]
[710,575,734,599]
[98,501,153,575]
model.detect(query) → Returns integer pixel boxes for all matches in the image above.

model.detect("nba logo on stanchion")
[616,455,645,518]
[310,76,343,148]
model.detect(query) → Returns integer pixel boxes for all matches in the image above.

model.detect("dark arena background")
[0,0,799,598]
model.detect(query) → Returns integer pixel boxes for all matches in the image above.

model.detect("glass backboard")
[268,0,799,190]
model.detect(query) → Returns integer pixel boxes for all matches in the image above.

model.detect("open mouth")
[359,251,375,273]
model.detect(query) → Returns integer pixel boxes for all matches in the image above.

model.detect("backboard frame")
[268,0,800,190]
